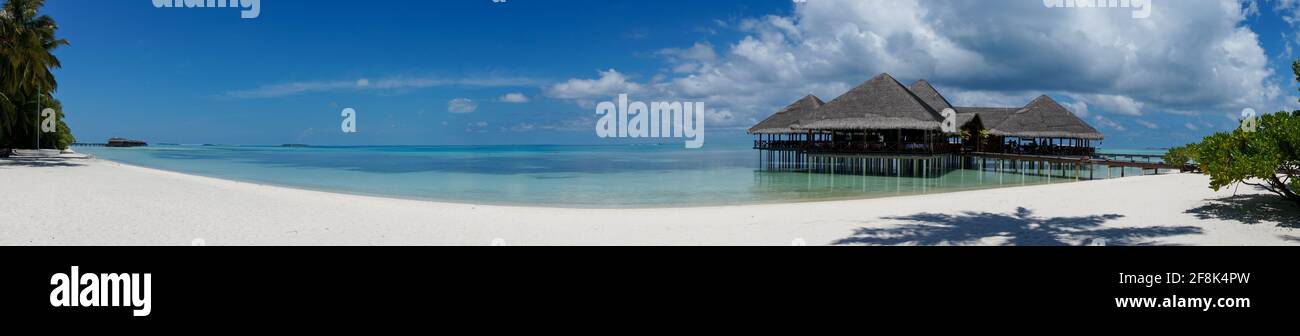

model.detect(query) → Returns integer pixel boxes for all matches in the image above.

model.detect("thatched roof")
[908,80,953,112]
[795,73,944,131]
[747,95,825,134]
[956,107,1017,129]
[986,95,1104,140]
[746,73,1105,140]
[955,113,979,128]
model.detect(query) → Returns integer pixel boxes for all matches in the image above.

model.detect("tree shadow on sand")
[1184,194,1300,228]
[834,207,1203,246]
[0,158,86,168]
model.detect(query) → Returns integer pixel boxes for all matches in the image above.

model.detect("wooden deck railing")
[754,140,960,154]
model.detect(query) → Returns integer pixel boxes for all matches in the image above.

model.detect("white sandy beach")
[2,157,1297,246]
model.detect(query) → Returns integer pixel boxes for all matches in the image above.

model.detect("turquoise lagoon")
[76,144,1162,208]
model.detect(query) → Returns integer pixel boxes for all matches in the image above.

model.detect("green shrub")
[1193,112,1300,207]
[1163,144,1197,168]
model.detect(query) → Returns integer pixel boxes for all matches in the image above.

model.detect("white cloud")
[549,0,1291,128]
[537,118,595,132]
[510,123,536,132]
[1068,94,1145,116]
[1062,100,1091,119]
[227,76,543,99]
[1134,119,1160,129]
[658,42,720,73]
[1093,115,1127,132]
[1184,122,1201,131]
[658,42,719,63]
[1244,0,1261,18]
[544,69,643,100]
[499,93,530,103]
[945,89,1041,108]
[706,108,736,124]
[448,98,478,113]
[466,121,490,133]
[1277,0,1300,25]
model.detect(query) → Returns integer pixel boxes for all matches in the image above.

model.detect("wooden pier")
[758,148,1185,180]
[971,152,1181,178]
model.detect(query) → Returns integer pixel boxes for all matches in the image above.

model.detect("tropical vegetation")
[1194,111,1300,207]
[1173,60,1300,207]
[1,0,74,149]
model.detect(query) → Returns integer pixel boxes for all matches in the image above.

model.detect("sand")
[2,157,1297,246]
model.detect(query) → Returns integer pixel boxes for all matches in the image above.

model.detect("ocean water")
[75,144,1160,208]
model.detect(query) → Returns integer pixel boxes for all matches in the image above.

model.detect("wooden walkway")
[972,152,1184,171]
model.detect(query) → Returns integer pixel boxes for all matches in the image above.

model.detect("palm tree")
[0,0,68,148]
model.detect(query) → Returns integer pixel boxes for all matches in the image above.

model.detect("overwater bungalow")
[970,95,1104,156]
[752,73,1103,156]
[749,73,1107,177]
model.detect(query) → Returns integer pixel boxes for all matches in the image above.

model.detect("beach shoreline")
[3,157,1297,246]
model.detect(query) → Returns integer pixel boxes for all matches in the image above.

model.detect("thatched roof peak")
[795,94,824,105]
[747,94,825,134]
[987,95,1104,140]
[908,79,953,112]
[1025,95,1063,110]
[794,73,944,131]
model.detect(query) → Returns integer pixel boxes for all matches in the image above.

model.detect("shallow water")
[76,144,1158,207]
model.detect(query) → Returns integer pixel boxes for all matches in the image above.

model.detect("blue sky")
[42,0,1300,148]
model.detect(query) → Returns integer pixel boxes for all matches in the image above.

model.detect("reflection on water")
[752,167,1084,203]
[76,145,1140,208]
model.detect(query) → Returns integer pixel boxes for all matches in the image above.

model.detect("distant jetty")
[73,138,148,148]
[107,138,148,147]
